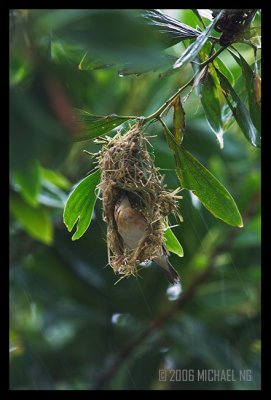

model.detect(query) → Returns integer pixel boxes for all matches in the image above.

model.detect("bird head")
[114,191,131,215]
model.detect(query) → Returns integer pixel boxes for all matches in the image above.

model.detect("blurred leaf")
[39,9,201,76]
[234,215,261,248]
[10,86,73,170]
[40,167,71,190]
[51,40,85,64]
[38,192,65,209]
[10,53,33,87]
[10,194,53,245]
[172,96,185,144]
[200,67,223,146]
[78,51,115,71]
[164,227,184,257]
[216,69,261,148]
[228,49,261,132]
[12,159,41,207]
[74,109,136,141]
[38,180,67,209]
[173,11,222,70]
[63,169,101,240]
[35,9,200,50]
[78,47,177,76]
[117,54,177,76]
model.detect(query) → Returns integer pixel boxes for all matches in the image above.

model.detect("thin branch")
[143,75,195,123]
[200,46,226,67]
[143,46,225,125]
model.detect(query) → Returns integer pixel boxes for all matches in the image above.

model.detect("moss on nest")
[97,123,181,279]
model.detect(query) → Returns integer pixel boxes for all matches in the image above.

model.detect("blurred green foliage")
[10,9,261,390]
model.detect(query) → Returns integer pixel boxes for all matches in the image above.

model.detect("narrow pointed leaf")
[228,49,261,132]
[216,69,261,148]
[74,109,136,141]
[254,71,261,106]
[160,122,243,227]
[200,67,224,147]
[164,227,184,257]
[176,147,243,227]
[214,56,234,86]
[172,96,185,144]
[173,11,223,70]
[63,169,101,240]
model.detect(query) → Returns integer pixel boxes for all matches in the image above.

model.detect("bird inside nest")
[114,190,180,284]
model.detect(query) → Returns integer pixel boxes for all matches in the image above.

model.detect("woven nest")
[97,123,181,280]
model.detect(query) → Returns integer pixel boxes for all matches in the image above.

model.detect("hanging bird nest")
[97,122,181,279]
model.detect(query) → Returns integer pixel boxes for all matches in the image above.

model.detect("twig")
[143,46,226,125]
[143,75,195,123]
[200,46,226,68]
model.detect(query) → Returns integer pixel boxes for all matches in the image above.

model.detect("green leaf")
[200,67,223,147]
[160,121,243,227]
[216,69,261,148]
[214,56,234,86]
[164,227,184,257]
[10,194,53,245]
[63,169,101,240]
[176,147,243,227]
[172,96,185,144]
[12,159,41,207]
[74,109,136,141]
[221,102,234,131]
[173,11,223,70]
[228,49,261,133]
